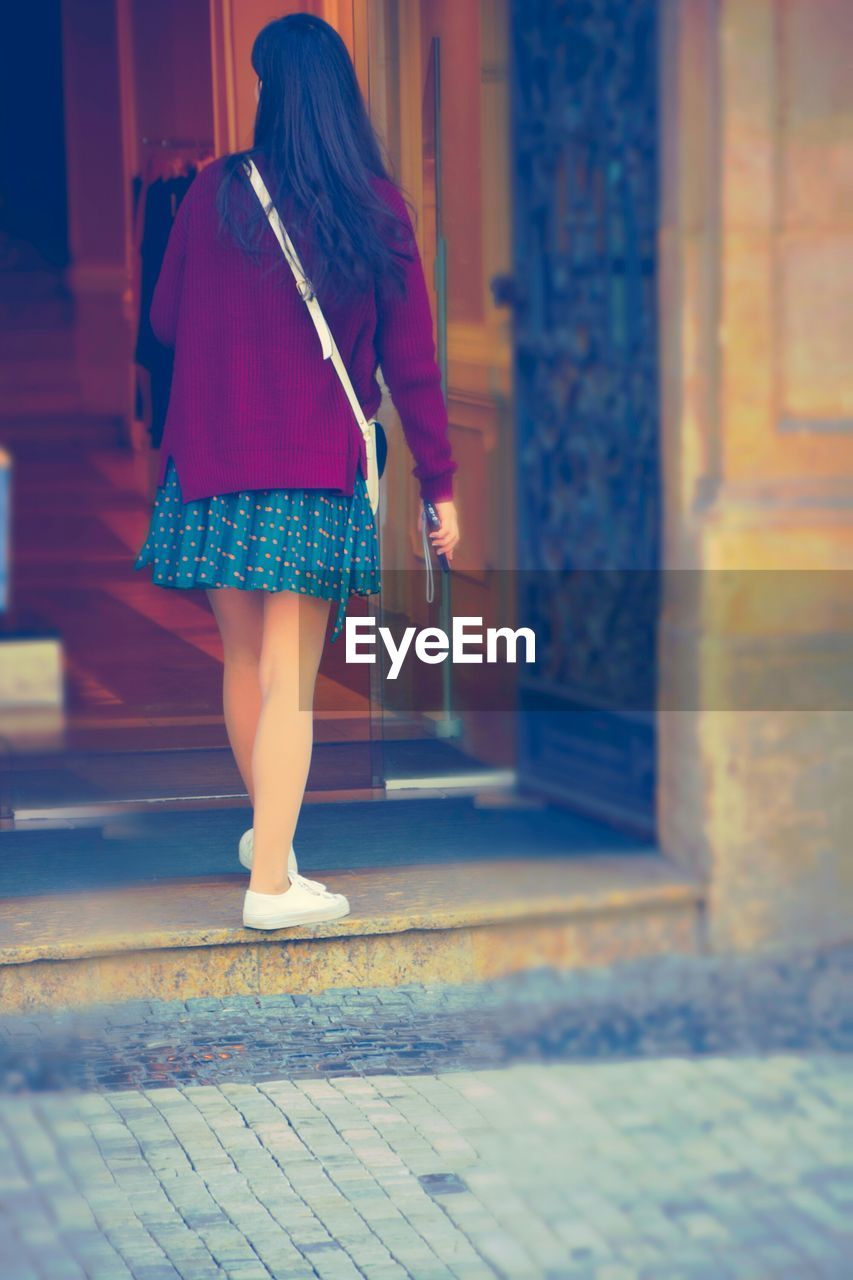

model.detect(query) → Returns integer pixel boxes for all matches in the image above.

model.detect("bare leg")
[206,588,264,803]
[250,591,330,895]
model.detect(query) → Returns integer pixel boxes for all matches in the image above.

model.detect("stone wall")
[658,0,853,950]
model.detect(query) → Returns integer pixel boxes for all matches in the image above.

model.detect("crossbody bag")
[242,157,387,517]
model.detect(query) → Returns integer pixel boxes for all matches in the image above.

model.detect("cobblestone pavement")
[1,945,851,1092]
[1,1056,851,1279]
[0,946,851,1278]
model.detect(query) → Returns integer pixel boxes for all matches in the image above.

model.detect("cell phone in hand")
[422,500,451,573]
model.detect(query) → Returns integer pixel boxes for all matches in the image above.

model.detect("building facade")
[53,0,852,955]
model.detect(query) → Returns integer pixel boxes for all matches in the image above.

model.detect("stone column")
[658,0,853,951]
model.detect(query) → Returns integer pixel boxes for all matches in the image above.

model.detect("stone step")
[0,854,705,1011]
[0,355,80,387]
[3,738,505,817]
[0,328,76,359]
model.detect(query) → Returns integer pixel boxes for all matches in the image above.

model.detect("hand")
[425,500,460,563]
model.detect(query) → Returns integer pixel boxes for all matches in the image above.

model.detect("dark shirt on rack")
[135,168,196,448]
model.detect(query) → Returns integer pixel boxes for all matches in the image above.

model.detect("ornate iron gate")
[503,0,660,834]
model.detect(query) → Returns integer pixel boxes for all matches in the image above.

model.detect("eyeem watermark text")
[345,616,536,680]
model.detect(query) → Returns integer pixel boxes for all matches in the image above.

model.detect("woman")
[134,14,459,931]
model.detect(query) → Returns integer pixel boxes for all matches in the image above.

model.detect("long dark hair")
[216,13,413,304]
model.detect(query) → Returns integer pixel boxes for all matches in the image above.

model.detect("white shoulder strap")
[242,157,372,439]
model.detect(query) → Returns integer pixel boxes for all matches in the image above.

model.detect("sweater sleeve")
[149,185,192,348]
[375,185,457,504]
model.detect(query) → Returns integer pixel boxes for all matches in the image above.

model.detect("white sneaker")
[238,828,328,893]
[242,879,350,931]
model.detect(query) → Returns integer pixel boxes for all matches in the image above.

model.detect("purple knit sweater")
[149,153,456,504]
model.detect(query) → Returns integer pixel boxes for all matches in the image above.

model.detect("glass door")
[365,0,517,792]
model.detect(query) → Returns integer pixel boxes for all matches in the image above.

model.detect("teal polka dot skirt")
[133,457,381,642]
